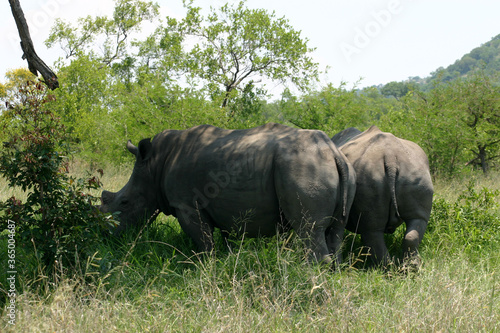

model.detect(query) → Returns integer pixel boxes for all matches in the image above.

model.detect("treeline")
[1,0,499,176]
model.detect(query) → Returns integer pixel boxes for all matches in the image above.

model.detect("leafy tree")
[109,72,230,144]
[42,0,304,164]
[380,81,410,100]
[383,84,465,175]
[45,0,159,67]
[456,73,500,174]
[48,56,117,164]
[1,68,38,143]
[278,82,395,135]
[455,56,478,75]
[162,0,319,109]
[225,82,268,124]
[0,68,37,108]
[385,72,500,175]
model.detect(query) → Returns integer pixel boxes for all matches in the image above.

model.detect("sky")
[1,0,500,91]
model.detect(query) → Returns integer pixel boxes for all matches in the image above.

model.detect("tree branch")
[8,0,59,90]
[286,119,306,129]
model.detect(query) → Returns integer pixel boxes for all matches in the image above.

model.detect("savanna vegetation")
[1,0,499,331]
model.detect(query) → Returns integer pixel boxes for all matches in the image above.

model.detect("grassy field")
[1,164,499,332]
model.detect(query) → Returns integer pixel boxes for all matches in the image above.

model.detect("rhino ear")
[137,138,153,161]
[127,140,138,156]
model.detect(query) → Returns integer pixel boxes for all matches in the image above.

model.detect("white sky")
[1,0,499,90]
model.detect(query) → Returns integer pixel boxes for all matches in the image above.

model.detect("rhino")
[332,126,434,266]
[100,123,356,265]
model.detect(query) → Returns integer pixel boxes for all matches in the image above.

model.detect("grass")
[1,165,500,332]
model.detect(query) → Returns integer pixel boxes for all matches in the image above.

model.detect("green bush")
[425,180,500,259]
[0,81,110,274]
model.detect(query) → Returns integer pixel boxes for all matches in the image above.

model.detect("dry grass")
[0,161,132,202]
[2,248,499,332]
[433,171,500,203]
[1,167,499,332]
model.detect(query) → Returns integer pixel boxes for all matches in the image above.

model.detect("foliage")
[454,73,500,173]
[0,81,109,273]
[45,56,235,164]
[426,181,500,259]
[0,68,37,112]
[43,0,292,163]
[48,56,116,164]
[380,81,412,100]
[384,72,500,176]
[162,0,319,108]
[278,82,396,135]
[45,0,159,66]
[38,0,500,175]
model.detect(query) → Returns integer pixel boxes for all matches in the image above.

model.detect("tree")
[385,73,500,176]
[48,56,116,163]
[8,0,58,89]
[0,68,37,107]
[457,74,500,174]
[163,0,319,109]
[45,0,159,68]
[279,82,382,135]
[383,84,466,175]
[0,68,38,142]
[380,81,410,100]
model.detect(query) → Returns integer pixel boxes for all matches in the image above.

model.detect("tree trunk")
[8,0,59,90]
[478,146,488,175]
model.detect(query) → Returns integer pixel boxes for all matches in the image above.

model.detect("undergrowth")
[1,164,499,331]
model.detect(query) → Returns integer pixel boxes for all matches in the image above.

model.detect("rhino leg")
[402,218,428,259]
[326,221,345,267]
[361,231,391,266]
[287,211,332,264]
[175,207,215,253]
[298,221,332,265]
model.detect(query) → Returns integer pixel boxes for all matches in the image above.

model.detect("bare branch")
[8,0,59,90]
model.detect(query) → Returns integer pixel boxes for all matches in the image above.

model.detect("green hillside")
[381,33,500,93]
[429,33,500,82]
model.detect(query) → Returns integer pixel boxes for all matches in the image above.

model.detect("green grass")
[1,166,500,332]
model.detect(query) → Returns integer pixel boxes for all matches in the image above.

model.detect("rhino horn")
[127,140,138,156]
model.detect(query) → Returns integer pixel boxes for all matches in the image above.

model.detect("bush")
[426,180,500,259]
[0,81,110,274]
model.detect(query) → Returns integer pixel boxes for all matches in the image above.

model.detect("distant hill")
[427,33,500,83]
[380,34,500,95]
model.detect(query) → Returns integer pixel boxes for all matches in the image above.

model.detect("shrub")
[426,180,500,259]
[0,81,110,275]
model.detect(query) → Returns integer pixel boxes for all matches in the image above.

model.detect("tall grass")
[1,167,499,332]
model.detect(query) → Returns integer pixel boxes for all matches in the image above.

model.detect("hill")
[380,33,500,94]
[428,33,500,82]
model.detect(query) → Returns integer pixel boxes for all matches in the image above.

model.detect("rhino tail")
[334,155,350,217]
[384,155,400,218]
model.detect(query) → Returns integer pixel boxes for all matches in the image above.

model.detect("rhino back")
[151,124,343,236]
[341,126,433,232]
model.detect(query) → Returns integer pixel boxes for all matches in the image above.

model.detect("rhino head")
[100,139,159,234]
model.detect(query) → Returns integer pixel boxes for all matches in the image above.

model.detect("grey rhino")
[100,123,356,264]
[332,125,434,266]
